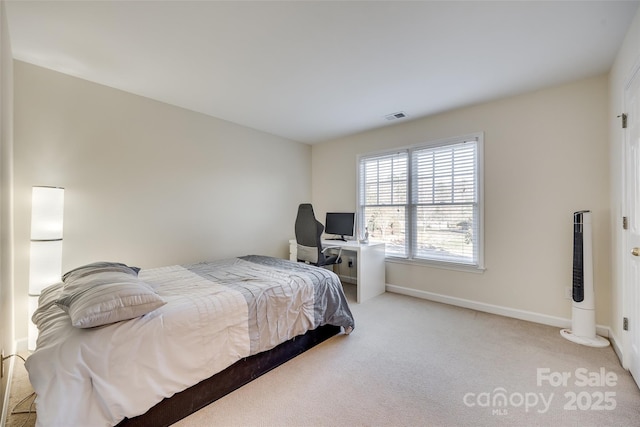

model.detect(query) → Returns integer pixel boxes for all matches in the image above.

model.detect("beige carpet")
[6,284,640,426]
[5,352,35,427]
[177,285,640,427]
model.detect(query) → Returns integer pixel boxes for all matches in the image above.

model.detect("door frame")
[622,58,640,382]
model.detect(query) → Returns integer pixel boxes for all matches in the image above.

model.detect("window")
[358,133,483,270]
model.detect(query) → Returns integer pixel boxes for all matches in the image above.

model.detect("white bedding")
[26,257,354,427]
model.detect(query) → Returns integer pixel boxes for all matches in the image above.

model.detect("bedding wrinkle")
[26,257,354,427]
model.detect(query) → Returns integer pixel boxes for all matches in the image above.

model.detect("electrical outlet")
[564,287,572,300]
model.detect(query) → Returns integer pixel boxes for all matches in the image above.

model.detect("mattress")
[26,255,354,427]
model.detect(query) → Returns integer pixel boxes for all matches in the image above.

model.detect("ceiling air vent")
[385,111,407,121]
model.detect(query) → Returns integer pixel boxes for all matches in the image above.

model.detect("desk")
[289,239,385,303]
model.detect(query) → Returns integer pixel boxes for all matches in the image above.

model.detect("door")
[624,64,640,388]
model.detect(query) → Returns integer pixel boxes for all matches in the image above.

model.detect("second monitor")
[325,212,355,241]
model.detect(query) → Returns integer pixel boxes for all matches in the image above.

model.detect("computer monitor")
[325,212,355,241]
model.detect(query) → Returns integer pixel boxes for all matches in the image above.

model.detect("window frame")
[357,132,485,272]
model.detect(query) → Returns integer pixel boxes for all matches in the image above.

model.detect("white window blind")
[358,134,483,268]
[359,152,408,257]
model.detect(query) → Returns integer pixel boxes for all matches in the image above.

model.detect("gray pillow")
[56,262,165,328]
[62,261,141,282]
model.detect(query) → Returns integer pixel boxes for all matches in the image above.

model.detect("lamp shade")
[28,186,64,350]
[28,296,40,351]
[30,186,64,240]
[28,186,64,295]
[28,239,63,294]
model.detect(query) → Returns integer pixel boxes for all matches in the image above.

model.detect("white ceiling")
[6,1,639,144]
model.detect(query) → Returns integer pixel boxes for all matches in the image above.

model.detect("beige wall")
[12,61,311,341]
[609,7,640,359]
[0,0,13,415]
[8,5,638,364]
[312,75,611,325]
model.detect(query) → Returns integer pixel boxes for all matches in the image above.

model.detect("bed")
[26,255,355,427]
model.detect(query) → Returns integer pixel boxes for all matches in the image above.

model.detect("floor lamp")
[28,186,64,351]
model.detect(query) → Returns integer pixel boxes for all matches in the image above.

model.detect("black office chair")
[295,203,342,267]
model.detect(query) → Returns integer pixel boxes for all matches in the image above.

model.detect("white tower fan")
[560,210,609,347]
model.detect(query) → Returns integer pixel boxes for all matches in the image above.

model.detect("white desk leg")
[289,240,297,261]
[356,244,386,303]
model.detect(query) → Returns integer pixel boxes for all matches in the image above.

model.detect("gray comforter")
[188,255,355,352]
[27,255,354,427]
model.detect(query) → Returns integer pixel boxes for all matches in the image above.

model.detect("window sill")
[385,256,486,274]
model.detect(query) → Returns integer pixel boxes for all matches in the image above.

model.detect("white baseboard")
[386,284,611,338]
[608,330,625,367]
[0,341,17,427]
[337,274,357,285]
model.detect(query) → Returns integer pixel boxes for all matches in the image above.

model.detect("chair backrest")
[295,203,325,265]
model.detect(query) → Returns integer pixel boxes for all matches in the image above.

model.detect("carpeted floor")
[176,284,640,427]
[6,284,640,426]
[5,352,35,427]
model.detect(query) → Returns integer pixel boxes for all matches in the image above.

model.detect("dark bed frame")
[117,324,341,427]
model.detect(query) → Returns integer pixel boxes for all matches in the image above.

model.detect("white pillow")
[56,262,166,328]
